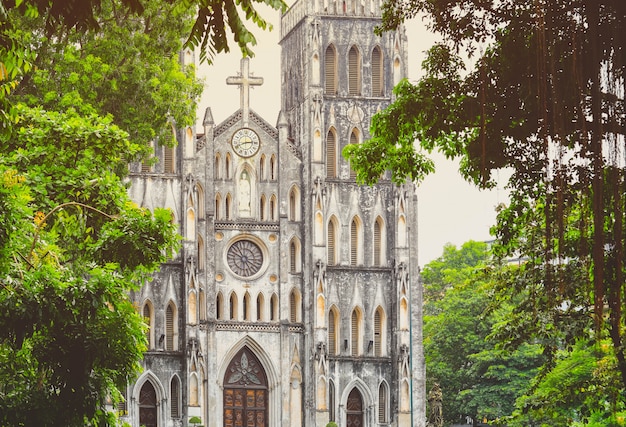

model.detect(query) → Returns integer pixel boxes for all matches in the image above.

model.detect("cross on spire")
[226,57,264,126]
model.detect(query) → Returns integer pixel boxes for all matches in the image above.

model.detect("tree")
[0,105,179,426]
[422,242,543,425]
[345,0,626,392]
[11,0,204,152]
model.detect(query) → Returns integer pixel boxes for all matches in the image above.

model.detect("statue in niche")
[238,169,251,217]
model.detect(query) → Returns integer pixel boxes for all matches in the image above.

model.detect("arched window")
[260,154,266,180]
[215,193,222,220]
[325,44,337,95]
[328,306,339,355]
[185,206,195,240]
[185,127,194,157]
[164,145,175,173]
[289,289,301,322]
[225,153,231,179]
[329,379,336,421]
[270,155,277,180]
[351,308,362,356]
[350,216,362,266]
[260,194,267,221]
[371,46,383,96]
[243,292,251,321]
[215,153,221,179]
[166,302,177,351]
[326,128,337,178]
[348,45,361,96]
[349,129,359,179]
[374,306,385,356]
[373,216,385,266]
[143,301,154,349]
[196,184,205,220]
[378,382,389,423]
[270,195,277,221]
[216,292,224,320]
[327,217,338,265]
[256,293,265,321]
[225,194,232,220]
[170,376,181,418]
[197,235,205,271]
[230,292,238,320]
[289,186,300,221]
[270,293,278,321]
[289,237,301,273]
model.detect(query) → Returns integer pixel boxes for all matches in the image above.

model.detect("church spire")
[226,57,263,127]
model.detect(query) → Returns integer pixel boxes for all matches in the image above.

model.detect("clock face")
[231,128,260,157]
[227,239,264,278]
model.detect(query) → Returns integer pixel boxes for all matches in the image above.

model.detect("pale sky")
[195,6,508,267]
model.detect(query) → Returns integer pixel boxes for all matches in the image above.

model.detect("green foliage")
[0,104,179,426]
[423,241,544,424]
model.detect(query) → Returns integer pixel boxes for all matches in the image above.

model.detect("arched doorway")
[346,388,364,427]
[224,346,268,427]
[139,381,158,427]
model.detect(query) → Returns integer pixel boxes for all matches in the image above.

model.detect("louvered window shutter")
[290,292,297,322]
[350,220,358,266]
[290,241,296,272]
[328,310,336,354]
[349,131,358,179]
[348,47,360,96]
[374,220,382,266]
[327,221,336,265]
[171,378,180,418]
[378,384,387,422]
[326,131,336,178]
[374,310,382,356]
[372,47,383,96]
[351,310,359,356]
[164,146,175,173]
[166,304,174,350]
[325,46,336,94]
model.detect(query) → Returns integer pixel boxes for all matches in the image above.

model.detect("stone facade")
[122,0,424,426]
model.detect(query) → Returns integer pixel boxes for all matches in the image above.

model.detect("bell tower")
[280,1,425,426]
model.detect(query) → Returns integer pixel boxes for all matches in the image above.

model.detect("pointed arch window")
[329,379,336,421]
[230,293,238,320]
[289,289,301,322]
[196,184,205,220]
[328,307,339,355]
[197,235,205,271]
[199,289,206,321]
[378,382,389,423]
[215,153,222,179]
[270,195,277,221]
[260,154,266,180]
[371,46,383,96]
[270,293,278,321]
[164,145,175,173]
[256,293,265,321]
[188,291,197,325]
[374,216,385,266]
[225,194,232,220]
[325,44,337,95]
[225,153,231,179]
[216,292,224,320]
[290,239,297,273]
[260,194,267,221]
[289,186,300,221]
[143,302,153,349]
[170,376,181,418]
[327,217,338,265]
[349,129,359,179]
[374,306,385,356]
[243,292,251,321]
[326,128,337,178]
[350,216,363,266]
[166,302,176,351]
[351,308,362,356]
[270,155,277,180]
[348,45,361,96]
[215,193,222,220]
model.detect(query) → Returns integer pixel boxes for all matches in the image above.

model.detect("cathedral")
[122,0,425,426]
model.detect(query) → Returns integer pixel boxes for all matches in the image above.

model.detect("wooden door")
[224,347,268,427]
[346,388,364,427]
[139,381,158,427]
